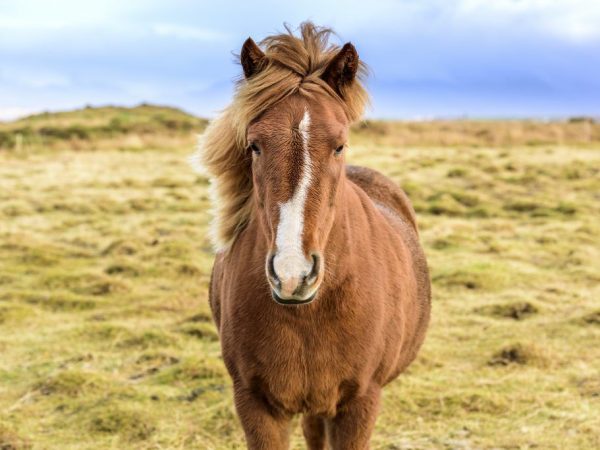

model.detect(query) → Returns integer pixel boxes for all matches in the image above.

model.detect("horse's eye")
[248,143,261,155]
[334,145,344,155]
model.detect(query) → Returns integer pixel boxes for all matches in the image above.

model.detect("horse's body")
[200,23,430,449]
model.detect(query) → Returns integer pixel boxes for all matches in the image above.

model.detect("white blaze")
[273,109,313,282]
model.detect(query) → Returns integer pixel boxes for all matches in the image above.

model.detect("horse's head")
[242,38,360,305]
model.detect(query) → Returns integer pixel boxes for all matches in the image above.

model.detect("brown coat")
[209,165,430,449]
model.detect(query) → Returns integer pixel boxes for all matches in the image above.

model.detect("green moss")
[89,404,155,442]
[432,262,512,291]
[1,201,35,218]
[177,323,219,342]
[0,304,32,325]
[117,330,177,350]
[35,371,98,397]
[155,240,192,258]
[38,272,128,296]
[176,263,201,276]
[397,391,509,417]
[466,206,492,218]
[0,241,61,266]
[502,199,576,219]
[426,193,466,216]
[554,202,577,216]
[81,324,136,343]
[450,191,480,208]
[152,357,226,385]
[183,311,213,323]
[447,167,467,178]
[20,291,97,311]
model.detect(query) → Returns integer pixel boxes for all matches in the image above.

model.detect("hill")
[1,104,599,152]
[0,104,208,151]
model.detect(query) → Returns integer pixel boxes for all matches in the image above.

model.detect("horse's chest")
[231,321,367,416]
[258,345,356,416]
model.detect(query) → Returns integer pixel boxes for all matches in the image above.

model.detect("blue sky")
[1,0,599,120]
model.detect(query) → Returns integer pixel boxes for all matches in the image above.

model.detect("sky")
[1,0,599,120]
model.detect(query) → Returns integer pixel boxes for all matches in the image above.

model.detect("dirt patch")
[576,376,600,398]
[581,310,600,326]
[0,423,31,450]
[488,343,550,367]
[476,302,539,320]
[104,263,140,277]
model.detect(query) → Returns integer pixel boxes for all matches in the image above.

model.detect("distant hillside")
[0,104,208,151]
[351,118,600,147]
[1,104,598,151]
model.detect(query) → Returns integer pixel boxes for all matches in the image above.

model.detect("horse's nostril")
[267,253,280,284]
[306,253,321,285]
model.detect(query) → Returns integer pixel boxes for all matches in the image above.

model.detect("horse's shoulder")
[346,165,418,233]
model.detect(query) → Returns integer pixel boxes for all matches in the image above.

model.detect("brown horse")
[197,23,431,449]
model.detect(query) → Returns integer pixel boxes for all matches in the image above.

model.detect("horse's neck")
[321,178,368,286]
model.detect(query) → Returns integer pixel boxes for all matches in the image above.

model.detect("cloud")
[151,24,230,41]
[453,0,600,43]
[0,0,598,119]
[0,17,68,31]
[0,67,71,89]
[0,106,41,121]
[542,12,600,43]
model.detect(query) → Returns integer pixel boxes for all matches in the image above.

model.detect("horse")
[196,23,431,449]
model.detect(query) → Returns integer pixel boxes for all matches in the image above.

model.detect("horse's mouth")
[271,290,316,306]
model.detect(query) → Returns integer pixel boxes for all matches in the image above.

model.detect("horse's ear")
[241,37,266,79]
[322,42,359,97]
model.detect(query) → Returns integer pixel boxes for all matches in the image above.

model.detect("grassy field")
[0,106,599,449]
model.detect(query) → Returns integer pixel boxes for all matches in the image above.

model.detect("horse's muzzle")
[267,252,322,305]
[271,290,317,305]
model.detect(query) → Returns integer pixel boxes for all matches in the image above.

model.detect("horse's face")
[240,37,360,305]
[248,94,349,304]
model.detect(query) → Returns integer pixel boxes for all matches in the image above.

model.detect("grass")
[0,104,207,151]
[0,106,599,449]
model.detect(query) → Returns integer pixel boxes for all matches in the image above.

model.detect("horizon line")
[1,101,599,124]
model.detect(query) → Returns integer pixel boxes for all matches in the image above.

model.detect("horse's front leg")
[233,383,292,450]
[302,414,327,450]
[328,383,381,450]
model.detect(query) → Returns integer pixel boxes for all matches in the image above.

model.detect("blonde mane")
[196,22,369,250]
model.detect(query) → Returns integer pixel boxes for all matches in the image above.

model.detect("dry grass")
[352,118,600,147]
[0,106,599,449]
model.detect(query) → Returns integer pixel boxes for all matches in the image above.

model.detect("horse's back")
[346,165,418,233]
